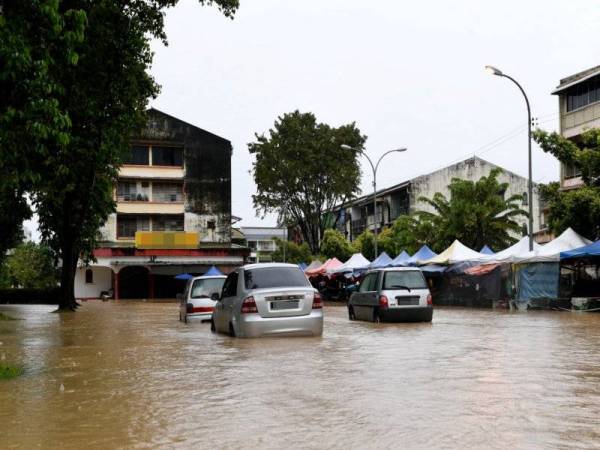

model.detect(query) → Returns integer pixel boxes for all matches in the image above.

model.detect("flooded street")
[1,302,600,449]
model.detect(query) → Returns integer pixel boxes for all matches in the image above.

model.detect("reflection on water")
[1,302,600,449]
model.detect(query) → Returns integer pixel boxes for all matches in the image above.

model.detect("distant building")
[239,226,287,263]
[331,156,542,243]
[552,65,600,190]
[75,109,248,299]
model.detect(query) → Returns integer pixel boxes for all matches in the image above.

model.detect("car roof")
[369,267,422,273]
[241,262,302,270]
[191,275,226,280]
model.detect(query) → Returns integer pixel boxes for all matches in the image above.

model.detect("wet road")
[1,302,600,449]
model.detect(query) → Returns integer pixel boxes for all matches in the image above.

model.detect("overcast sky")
[24,0,600,236]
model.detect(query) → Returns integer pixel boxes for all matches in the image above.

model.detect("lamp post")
[485,65,534,251]
[341,144,407,257]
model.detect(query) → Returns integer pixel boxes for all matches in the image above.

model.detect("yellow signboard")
[135,231,199,249]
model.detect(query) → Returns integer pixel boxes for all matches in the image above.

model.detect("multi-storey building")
[331,156,542,244]
[239,227,287,263]
[552,65,600,190]
[74,109,248,299]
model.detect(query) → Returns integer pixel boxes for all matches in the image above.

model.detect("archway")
[118,266,149,299]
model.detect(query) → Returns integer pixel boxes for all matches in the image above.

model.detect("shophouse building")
[74,109,248,299]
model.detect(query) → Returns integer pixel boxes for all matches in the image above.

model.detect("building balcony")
[119,165,184,180]
[560,102,600,139]
[116,202,184,215]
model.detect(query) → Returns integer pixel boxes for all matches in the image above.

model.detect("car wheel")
[229,322,236,337]
[371,308,380,323]
[210,318,216,333]
[348,306,355,321]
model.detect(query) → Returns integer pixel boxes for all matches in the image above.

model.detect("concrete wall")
[74,266,112,299]
[409,157,540,235]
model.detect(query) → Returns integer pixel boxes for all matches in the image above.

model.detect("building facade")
[552,65,600,190]
[75,109,248,299]
[332,156,542,243]
[239,227,287,263]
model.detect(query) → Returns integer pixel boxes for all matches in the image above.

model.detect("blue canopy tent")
[405,245,437,266]
[390,250,411,267]
[298,262,308,271]
[369,252,393,269]
[560,240,600,260]
[174,273,194,280]
[420,264,446,274]
[480,245,494,255]
[204,266,223,276]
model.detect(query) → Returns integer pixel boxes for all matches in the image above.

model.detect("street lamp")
[341,144,407,257]
[485,65,534,251]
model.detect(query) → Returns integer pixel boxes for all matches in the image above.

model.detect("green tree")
[4,242,57,289]
[380,215,438,254]
[417,168,527,251]
[1,1,238,311]
[249,111,366,253]
[534,128,600,239]
[271,239,313,264]
[352,230,376,260]
[320,229,354,261]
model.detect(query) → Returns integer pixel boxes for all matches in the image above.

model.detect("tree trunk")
[58,240,79,311]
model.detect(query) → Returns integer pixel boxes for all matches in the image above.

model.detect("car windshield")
[244,267,309,290]
[382,271,427,290]
[190,278,225,298]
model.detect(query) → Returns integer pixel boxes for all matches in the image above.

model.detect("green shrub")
[0,363,23,380]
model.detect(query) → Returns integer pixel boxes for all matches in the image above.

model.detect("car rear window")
[382,271,427,290]
[190,278,225,298]
[244,267,310,290]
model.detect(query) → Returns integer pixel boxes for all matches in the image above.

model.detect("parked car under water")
[179,275,226,323]
[211,263,323,338]
[348,268,433,323]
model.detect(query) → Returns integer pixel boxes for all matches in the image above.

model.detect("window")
[117,215,150,238]
[125,145,149,165]
[152,182,183,202]
[207,220,216,230]
[117,181,148,202]
[382,271,427,290]
[152,215,184,232]
[565,75,600,112]
[222,271,239,298]
[522,192,528,206]
[85,269,93,284]
[152,146,183,166]
[522,223,528,236]
[243,267,309,290]
[190,278,225,299]
[359,273,379,292]
[563,163,582,179]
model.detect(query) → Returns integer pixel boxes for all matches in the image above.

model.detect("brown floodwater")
[1,302,600,449]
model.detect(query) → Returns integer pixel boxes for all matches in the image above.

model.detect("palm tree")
[416,168,528,251]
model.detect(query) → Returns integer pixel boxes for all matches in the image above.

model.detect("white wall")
[74,266,113,299]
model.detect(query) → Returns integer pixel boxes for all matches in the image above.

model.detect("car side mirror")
[211,292,220,301]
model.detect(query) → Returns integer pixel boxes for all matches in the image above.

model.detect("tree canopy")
[320,229,354,261]
[1,242,57,289]
[0,1,239,310]
[249,111,366,253]
[270,238,313,264]
[534,128,600,240]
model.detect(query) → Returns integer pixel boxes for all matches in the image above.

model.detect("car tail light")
[186,303,193,313]
[312,292,323,309]
[378,295,389,309]
[427,294,433,306]
[241,296,257,314]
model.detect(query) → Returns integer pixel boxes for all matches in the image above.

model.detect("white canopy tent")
[476,236,542,263]
[329,253,370,273]
[511,228,592,263]
[419,240,482,265]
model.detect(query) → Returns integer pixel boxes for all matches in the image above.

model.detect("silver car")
[348,268,433,323]
[211,263,323,338]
